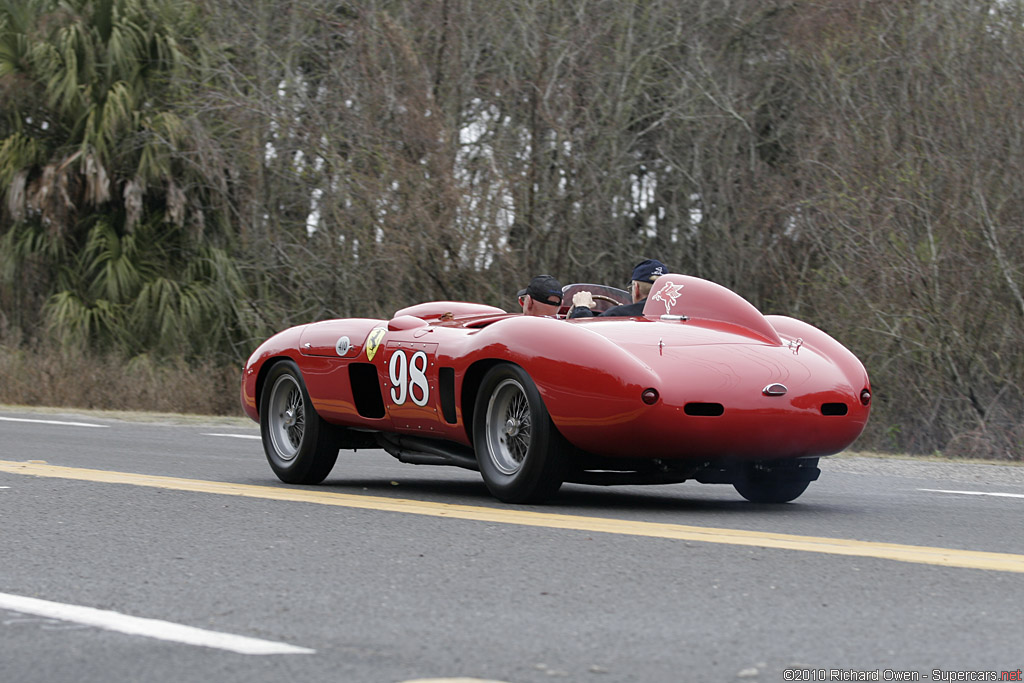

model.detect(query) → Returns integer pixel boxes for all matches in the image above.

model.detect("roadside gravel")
[0,403,252,428]
[826,452,1024,486]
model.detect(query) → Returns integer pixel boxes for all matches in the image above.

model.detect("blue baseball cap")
[631,259,668,283]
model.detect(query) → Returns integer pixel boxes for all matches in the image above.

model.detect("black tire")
[732,459,814,503]
[259,360,339,484]
[473,364,567,503]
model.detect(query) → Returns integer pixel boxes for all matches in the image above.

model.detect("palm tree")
[0,0,244,359]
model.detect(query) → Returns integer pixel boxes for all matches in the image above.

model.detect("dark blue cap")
[631,259,668,283]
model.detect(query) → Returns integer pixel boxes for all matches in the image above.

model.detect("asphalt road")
[1,406,1022,683]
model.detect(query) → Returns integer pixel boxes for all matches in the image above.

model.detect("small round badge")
[335,336,351,356]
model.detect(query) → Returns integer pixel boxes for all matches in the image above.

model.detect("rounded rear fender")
[766,314,870,391]
[456,317,657,434]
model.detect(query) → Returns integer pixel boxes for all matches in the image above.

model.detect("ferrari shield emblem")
[365,328,386,361]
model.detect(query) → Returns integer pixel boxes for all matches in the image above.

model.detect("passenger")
[518,274,564,317]
[568,259,668,318]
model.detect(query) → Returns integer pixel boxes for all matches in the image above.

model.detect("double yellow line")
[3,459,1023,574]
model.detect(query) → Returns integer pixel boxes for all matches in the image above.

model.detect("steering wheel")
[559,284,631,317]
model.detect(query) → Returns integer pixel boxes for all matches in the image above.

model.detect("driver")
[568,259,668,318]
[518,274,564,317]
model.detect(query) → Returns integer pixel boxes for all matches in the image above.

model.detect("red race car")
[241,274,871,504]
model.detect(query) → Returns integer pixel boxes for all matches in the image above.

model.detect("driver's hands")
[572,291,595,309]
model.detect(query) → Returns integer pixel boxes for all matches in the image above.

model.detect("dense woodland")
[1,0,1023,458]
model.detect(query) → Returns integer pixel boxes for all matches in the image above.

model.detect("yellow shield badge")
[365,328,386,361]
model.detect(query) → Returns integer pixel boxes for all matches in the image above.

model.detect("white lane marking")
[203,433,261,440]
[0,416,108,428]
[920,488,1024,499]
[400,679,513,683]
[0,592,314,655]
[0,486,10,489]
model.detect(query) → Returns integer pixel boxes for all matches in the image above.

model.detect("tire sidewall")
[473,363,564,502]
[259,359,333,484]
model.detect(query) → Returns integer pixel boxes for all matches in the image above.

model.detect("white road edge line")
[203,433,261,440]
[0,416,109,428]
[919,488,1024,499]
[0,592,314,655]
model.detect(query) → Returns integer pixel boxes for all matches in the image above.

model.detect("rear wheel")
[260,360,339,484]
[732,458,817,503]
[473,364,566,503]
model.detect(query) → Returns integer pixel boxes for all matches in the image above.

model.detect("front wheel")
[260,360,339,484]
[473,364,567,503]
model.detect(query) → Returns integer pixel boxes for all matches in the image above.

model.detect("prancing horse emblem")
[365,328,386,361]
[652,281,684,314]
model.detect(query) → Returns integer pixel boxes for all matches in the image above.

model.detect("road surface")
[1,406,1022,682]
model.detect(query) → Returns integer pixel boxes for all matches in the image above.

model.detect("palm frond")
[122,176,145,232]
[82,151,111,204]
[4,169,28,221]
[0,14,30,79]
[44,24,86,116]
[44,289,125,350]
[132,276,181,343]
[97,79,135,145]
[165,178,185,226]
[0,132,44,182]
[106,20,146,80]
[0,221,67,283]
[83,221,143,302]
[25,162,75,237]
[1,133,46,219]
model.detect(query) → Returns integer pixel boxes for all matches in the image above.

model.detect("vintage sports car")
[240,274,871,504]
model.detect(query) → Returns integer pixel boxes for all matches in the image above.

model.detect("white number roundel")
[388,349,429,407]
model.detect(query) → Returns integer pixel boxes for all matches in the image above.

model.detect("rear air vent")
[684,402,724,417]
[821,402,849,416]
[439,367,457,424]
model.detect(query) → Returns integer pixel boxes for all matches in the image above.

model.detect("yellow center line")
[3,459,1023,574]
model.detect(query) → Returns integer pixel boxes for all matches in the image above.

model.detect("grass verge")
[0,344,241,417]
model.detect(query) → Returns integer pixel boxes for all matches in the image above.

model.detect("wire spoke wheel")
[473,363,567,503]
[268,374,306,460]
[485,378,533,475]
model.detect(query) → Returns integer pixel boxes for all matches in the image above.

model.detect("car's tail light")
[641,388,659,405]
[860,389,871,406]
